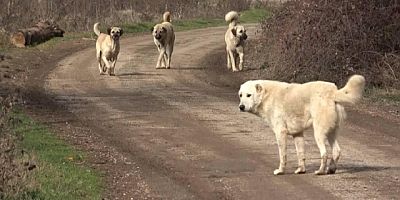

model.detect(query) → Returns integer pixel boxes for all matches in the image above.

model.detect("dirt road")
[28,25,400,199]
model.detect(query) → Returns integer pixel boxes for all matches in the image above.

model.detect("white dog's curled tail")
[93,23,101,36]
[335,75,366,104]
[163,12,171,22]
[225,11,239,28]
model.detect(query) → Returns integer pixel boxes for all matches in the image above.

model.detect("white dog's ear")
[150,27,154,33]
[107,28,112,35]
[231,28,236,36]
[162,27,167,32]
[120,29,123,36]
[255,84,263,94]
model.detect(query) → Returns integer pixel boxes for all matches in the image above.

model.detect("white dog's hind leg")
[327,128,341,174]
[166,47,172,69]
[274,127,288,175]
[294,132,306,174]
[313,125,328,175]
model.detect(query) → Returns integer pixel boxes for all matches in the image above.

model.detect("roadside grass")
[365,87,400,105]
[8,110,104,200]
[34,8,268,50]
[119,8,269,33]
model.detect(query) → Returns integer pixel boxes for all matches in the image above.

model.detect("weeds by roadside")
[0,92,104,199]
[29,9,268,51]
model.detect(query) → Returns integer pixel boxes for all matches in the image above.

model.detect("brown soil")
[2,25,400,199]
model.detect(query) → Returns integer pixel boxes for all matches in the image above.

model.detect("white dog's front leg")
[274,127,288,175]
[156,48,166,69]
[228,51,238,72]
[110,59,117,76]
[226,49,231,69]
[162,54,167,68]
[101,56,111,75]
[238,52,244,71]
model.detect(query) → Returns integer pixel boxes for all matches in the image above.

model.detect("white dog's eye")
[247,94,251,97]
[239,94,242,98]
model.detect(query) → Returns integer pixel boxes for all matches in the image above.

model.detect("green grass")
[118,8,269,34]
[34,8,269,49]
[10,111,104,200]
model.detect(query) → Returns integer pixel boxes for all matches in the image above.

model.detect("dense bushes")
[257,0,400,88]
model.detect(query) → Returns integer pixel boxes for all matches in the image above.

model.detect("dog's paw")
[314,170,326,175]
[273,169,285,175]
[232,69,239,72]
[166,66,170,69]
[295,167,306,174]
[327,167,336,174]
[99,72,106,75]
[110,73,115,76]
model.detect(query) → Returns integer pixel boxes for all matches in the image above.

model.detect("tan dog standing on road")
[151,12,175,69]
[225,11,247,72]
[238,75,365,175]
[94,23,123,76]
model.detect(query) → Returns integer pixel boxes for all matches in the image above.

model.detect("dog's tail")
[225,11,239,28]
[94,23,101,36]
[163,12,171,22]
[334,75,366,104]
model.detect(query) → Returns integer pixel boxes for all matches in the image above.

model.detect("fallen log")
[9,21,64,47]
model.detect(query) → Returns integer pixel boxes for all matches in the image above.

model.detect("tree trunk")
[9,20,64,47]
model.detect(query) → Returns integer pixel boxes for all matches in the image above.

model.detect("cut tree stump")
[9,21,65,47]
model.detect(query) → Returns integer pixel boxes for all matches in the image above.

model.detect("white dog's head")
[107,27,123,41]
[151,24,167,41]
[238,81,264,112]
[231,25,247,41]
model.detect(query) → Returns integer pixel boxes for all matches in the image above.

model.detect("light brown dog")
[150,12,175,69]
[238,75,365,175]
[94,23,123,76]
[225,11,247,72]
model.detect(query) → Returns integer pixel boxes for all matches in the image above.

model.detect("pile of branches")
[258,0,400,88]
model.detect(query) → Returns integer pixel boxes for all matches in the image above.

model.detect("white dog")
[238,75,365,175]
[94,23,123,76]
[225,11,247,72]
[151,12,175,69]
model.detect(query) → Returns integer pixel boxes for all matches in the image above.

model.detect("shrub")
[257,0,400,88]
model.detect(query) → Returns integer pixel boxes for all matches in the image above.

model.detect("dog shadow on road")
[338,164,400,174]
[168,66,207,70]
[117,72,162,76]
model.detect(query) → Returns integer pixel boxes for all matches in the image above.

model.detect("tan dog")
[94,23,123,76]
[150,12,175,69]
[238,75,365,175]
[225,11,247,72]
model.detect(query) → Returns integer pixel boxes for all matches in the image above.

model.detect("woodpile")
[9,21,64,47]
